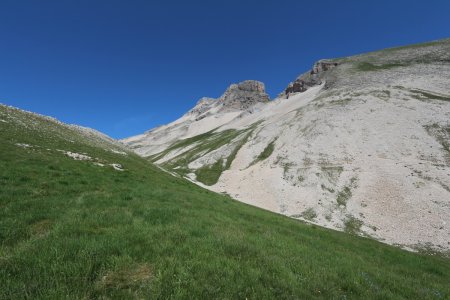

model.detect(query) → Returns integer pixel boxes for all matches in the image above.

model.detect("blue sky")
[1,1,449,139]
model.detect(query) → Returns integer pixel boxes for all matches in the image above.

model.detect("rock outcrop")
[187,97,215,117]
[283,60,338,98]
[187,80,270,118]
[217,80,270,111]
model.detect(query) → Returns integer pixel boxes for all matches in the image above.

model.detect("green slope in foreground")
[0,104,449,299]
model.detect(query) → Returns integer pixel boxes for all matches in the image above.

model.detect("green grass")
[148,129,219,163]
[158,122,260,185]
[152,127,255,184]
[424,123,450,165]
[410,89,450,102]
[249,139,276,166]
[224,131,253,170]
[352,39,450,69]
[300,208,317,221]
[336,186,352,207]
[193,130,253,186]
[194,159,224,185]
[320,165,343,184]
[380,38,450,52]
[255,140,276,161]
[425,124,450,152]
[336,177,358,207]
[344,215,364,235]
[1,104,450,299]
[328,97,353,106]
[355,62,405,72]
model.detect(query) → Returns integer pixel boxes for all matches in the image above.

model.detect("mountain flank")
[123,38,450,252]
[2,102,450,298]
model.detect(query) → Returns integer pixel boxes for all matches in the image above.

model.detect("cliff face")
[283,60,338,97]
[188,80,270,117]
[217,80,270,111]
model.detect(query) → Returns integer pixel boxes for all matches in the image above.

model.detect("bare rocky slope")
[122,39,450,252]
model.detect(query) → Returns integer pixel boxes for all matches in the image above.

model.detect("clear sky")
[1,1,449,139]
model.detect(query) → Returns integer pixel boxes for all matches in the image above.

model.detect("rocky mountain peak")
[185,80,270,119]
[217,80,270,111]
[227,80,266,93]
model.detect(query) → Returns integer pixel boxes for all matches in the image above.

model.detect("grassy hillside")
[0,104,449,299]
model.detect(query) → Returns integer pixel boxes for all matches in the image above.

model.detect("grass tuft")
[336,186,352,207]
[344,215,364,235]
[301,208,317,221]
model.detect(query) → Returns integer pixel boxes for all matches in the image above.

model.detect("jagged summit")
[186,80,270,119]
[217,80,269,111]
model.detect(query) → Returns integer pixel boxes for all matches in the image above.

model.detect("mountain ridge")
[123,38,450,251]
